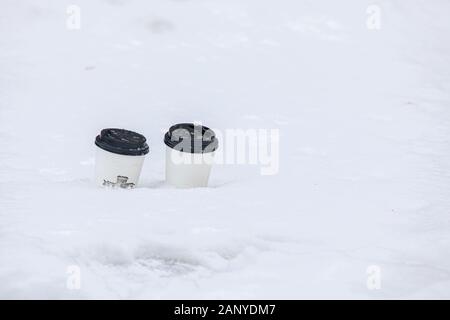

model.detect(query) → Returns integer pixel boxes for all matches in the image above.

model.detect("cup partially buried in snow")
[164,123,218,188]
[94,128,149,188]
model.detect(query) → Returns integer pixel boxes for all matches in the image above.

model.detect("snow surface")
[1,0,450,299]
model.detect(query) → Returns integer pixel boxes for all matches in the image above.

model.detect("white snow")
[1,0,450,299]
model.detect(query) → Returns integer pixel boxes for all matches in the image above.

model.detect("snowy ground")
[1,0,450,299]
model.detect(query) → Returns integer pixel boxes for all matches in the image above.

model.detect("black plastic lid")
[95,128,149,156]
[164,123,218,154]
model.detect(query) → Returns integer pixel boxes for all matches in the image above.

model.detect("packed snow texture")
[1,0,449,299]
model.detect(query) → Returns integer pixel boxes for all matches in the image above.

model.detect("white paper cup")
[164,123,218,188]
[94,128,149,188]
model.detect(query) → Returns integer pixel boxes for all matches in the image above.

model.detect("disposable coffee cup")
[164,123,218,188]
[94,128,149,188]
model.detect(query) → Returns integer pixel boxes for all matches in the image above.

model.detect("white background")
[1,0,449,298]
